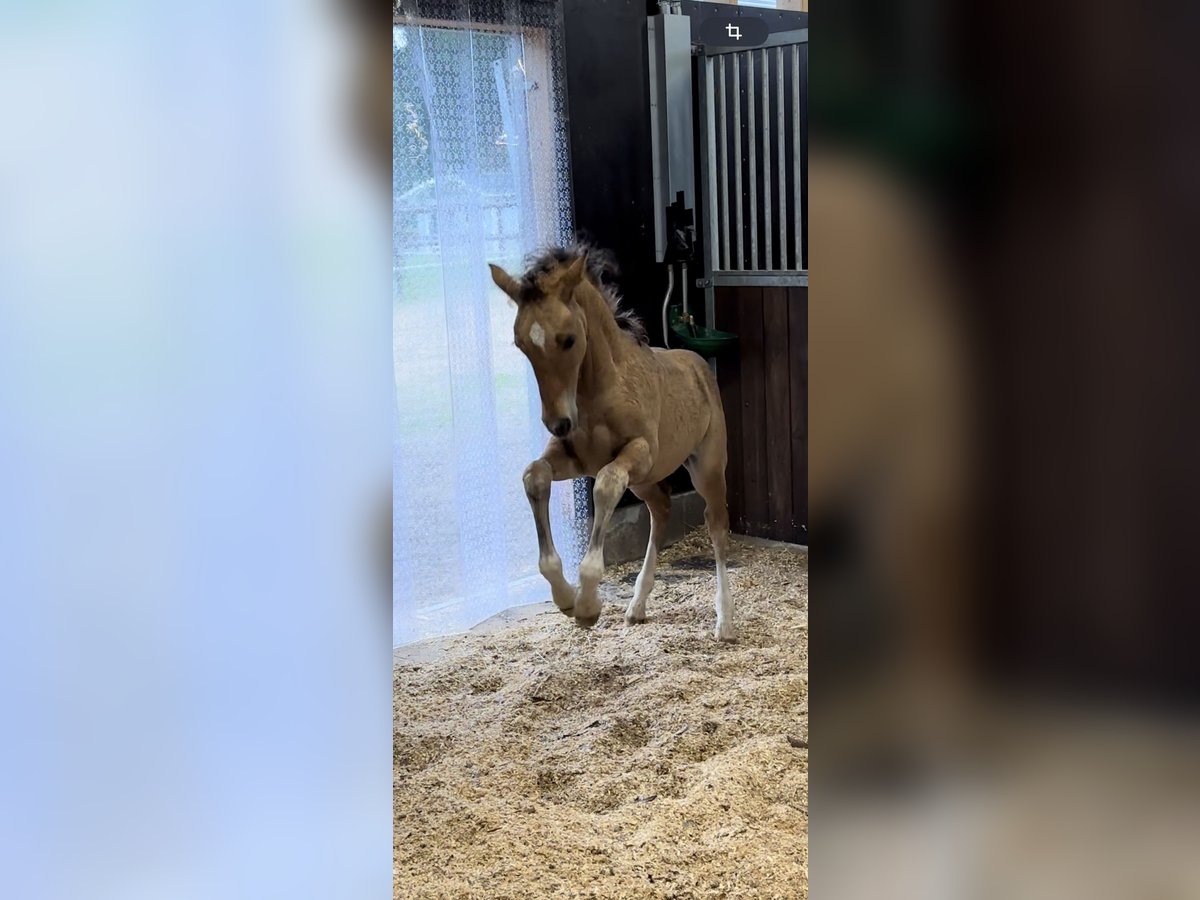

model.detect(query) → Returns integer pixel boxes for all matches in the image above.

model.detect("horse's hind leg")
[625,481,671,625]
[686,440,736,642]
[524,440,582,616]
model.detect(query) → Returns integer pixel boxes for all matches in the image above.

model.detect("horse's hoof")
[556,605,575,617]
[714,623,737,643]
[624,614,646,626]
[574,613,600,629]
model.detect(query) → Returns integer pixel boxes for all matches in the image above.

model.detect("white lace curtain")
[393,0,586,644]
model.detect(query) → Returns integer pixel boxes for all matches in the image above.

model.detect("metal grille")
[699,30,807,282]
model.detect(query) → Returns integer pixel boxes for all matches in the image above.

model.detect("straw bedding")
[394,528,808,899]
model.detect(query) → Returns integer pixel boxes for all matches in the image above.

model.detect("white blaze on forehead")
[528,321,546,350]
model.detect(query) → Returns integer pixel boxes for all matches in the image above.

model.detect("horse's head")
[489,253,589,438]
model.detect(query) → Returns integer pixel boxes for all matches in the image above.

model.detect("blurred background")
[0,1,390,897]
[810,0,1200,896]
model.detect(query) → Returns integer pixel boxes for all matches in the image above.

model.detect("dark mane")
[517,243,649,346]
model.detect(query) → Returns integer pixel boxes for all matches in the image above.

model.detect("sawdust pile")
[394,528,808,899]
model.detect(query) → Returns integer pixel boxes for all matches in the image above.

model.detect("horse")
[489,244,736,640]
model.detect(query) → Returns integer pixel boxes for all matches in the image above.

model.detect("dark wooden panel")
[788,286,808,543]
[737,288,768,536]
[715,289,745,532]
[562,0,662,341]
[714,285,808,545]
[763,287,792,540]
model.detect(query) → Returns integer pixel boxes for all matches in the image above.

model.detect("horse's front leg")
[575,438,653,628]
[524,440,582,615]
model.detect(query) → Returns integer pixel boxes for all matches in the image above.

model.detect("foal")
[490,246,735,640]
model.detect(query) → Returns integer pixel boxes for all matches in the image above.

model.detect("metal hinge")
[695,277,713,289]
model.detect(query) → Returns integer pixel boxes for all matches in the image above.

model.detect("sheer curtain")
[393,1,586,645]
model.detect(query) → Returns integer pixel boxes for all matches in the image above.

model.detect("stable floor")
[393,528,808,899]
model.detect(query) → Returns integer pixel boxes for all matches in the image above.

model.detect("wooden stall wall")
[715,285,807,544]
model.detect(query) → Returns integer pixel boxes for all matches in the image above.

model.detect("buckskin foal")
[489,245,735,640]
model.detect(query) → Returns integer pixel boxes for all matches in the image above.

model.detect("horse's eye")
[562,335,576,351]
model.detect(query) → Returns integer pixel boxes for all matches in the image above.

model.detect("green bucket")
[668,306,738,356]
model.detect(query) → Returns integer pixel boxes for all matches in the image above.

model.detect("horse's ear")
[562,253,587,291]
[489,263,520,304]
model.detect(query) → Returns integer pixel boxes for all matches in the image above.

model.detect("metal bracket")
[695,277,713,289]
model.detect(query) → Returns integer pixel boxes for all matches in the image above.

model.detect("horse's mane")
[518,243,650,347]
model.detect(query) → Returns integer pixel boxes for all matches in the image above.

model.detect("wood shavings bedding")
[395,528,808,899]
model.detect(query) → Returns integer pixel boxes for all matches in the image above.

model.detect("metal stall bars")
[696,29,807,328]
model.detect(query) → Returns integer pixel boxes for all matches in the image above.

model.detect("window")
[393,12,585,645]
